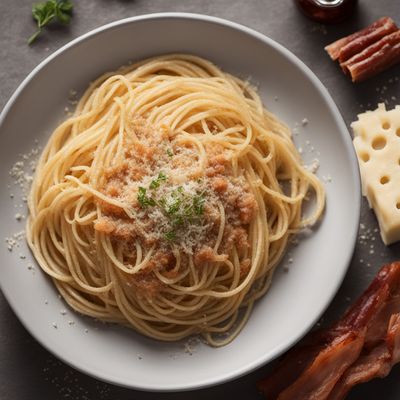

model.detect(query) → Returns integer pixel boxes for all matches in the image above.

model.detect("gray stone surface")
[0,0,399,399]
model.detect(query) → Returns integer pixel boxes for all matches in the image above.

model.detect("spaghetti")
[27,55,325,346]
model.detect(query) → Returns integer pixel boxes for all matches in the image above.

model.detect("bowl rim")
[0,12,361,392]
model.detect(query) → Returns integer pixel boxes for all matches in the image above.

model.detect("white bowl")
[0,13,360,391]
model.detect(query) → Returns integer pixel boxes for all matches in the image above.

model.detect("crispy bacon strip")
[258,262,400,400]
[344,36,400,82]
[340,30,400,72]
[387,313,400,364]
[328,313,400,400]
[325,17,400,82]
[328,343,391,400]
[277,332,364,400]
[325,17,397,62]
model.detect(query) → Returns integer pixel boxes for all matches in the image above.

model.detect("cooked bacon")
[237,192,258,224]
[344,34,400,82]
[387,313,400,364]
[146,250,176,272]
[222,226,249,253]
[94,218,115,234]
[325,17,397,61]
[194,246,217,266]
[328,343,392,400]
[211,176,228,193]
[239,258,251,278]
[258,262,400,400]
[341,30,400,72]
[126,270,164,296]
[325,17,400,82]
[329,313,400,400]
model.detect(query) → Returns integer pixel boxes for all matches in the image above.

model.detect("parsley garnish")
[164,231,177,242]
[149,172,167,190]
[137,173,206,242]
[138,172,167,206]
[193,193,205,215]
[29,0,74,45]
[137,187,156,207]
[165,187,183,215]
[166,149,174,158]
[163,188,205,230]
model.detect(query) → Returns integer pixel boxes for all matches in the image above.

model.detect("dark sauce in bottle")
[295,0,358,23]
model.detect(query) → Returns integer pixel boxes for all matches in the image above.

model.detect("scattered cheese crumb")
[5,231,25,251]
[14,213,24,221]
[306,159,320,173]
[322,175,332,183]
[68,89,77,98]
[183,337,201,355]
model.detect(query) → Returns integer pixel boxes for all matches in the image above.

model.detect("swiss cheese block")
[352,103,400,245]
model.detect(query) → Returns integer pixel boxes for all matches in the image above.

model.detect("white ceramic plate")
[0,13,360,391]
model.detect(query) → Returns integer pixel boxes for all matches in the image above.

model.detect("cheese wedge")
[352,103,400,245]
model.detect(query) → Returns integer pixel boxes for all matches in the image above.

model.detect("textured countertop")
[1,1,400,399]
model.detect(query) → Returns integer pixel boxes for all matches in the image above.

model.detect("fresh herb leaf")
[149,171,167,190]
[164,231,177,242]
[57,0,73,13]
[164,187,186,216]
[163,189,205,228]
[137,187,148,207]
[29,0,74,45]
[166,195,182,215]
[166,149,173,158]
[171,214,184,227]
[193,193,205,215]
[137,187,155,207]
[137,177,206,240]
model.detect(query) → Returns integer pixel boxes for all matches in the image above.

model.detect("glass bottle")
[295,0,358,23]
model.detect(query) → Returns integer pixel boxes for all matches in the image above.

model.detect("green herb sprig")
[137,172,167,207]
[136,173,206,242]
[149,172,167,190]
[137,187,156,208]
[164,189,205,225]
[164,231,177,242]
[193,193,205,216]
[161,189,205,241]
[29,0,73,45]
